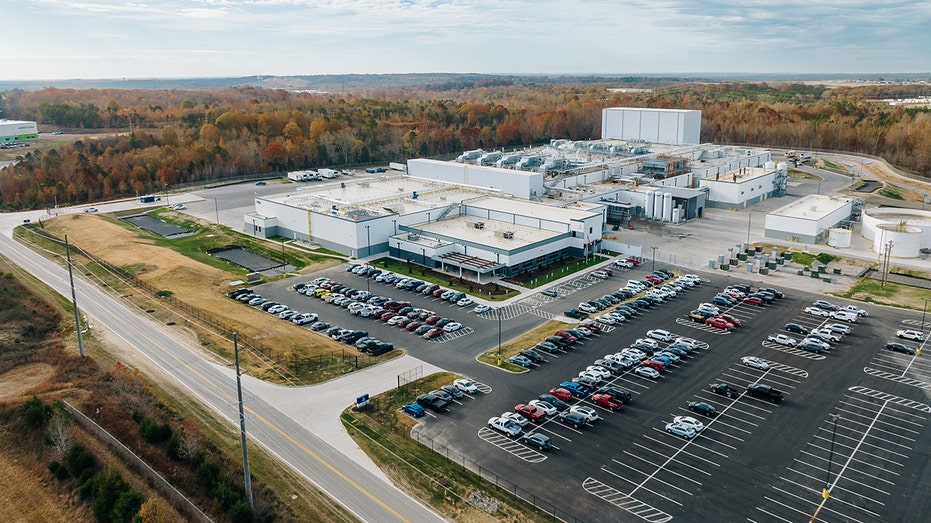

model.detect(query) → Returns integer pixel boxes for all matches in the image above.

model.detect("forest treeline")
[0,80,929,210]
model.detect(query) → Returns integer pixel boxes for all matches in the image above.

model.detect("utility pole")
[65,235,85,357]
[232,333,254,510]
[881,240,893,289]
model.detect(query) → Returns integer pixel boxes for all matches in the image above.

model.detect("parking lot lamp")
[922,298,929,340]
[497,309,502,366]
[823,414,840,499]
[364,225,371,292]
[651,246,657,275]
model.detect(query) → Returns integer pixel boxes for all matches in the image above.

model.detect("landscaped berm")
[36,212,365,382]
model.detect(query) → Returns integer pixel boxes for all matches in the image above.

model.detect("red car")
[641,359,666,371]
[718,313,741,327]
[424,315,442,325]
[645,275,663,285]
[548,387,573,401]
[706,317,734,330]
[554,331,577,343]
[625,258,641,266]
[432,288,447,298]
[743,296,764,306]
[379,311,396,321]
[423,328,444,339]
[592,394,623,411]
[515,403,545,422]
[406,321,423,331]
[579,322,602,333]
[396,317,411,328]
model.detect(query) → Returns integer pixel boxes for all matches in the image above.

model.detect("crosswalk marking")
[583,477,672,523]
[849,385,931,412]
[862,368,931,390]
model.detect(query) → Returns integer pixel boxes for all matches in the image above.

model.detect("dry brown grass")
[43,214,354,378]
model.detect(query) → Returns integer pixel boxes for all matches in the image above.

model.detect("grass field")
[477,319,573,369]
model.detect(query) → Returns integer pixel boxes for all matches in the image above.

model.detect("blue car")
[401,403,425,418]
[508,355,534,367]
[560,381,589,397]
[713,295,734,306]
[651,355,672,366]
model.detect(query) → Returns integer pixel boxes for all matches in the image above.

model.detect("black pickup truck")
[746,384,785,404]
[416,393,449,412]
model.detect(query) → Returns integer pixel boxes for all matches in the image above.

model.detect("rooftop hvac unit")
[474,222,485,229]
[407,232,420,241]
[503,231,514,239]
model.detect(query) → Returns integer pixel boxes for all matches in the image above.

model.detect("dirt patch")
[0,363,56,399]
[0,442,90,523]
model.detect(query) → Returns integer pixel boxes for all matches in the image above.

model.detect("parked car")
[401,403,425,418]
[500,411,529,427]
[887,342,916,355]
[741,356,769,370]
[665,422,697,439]
[804,306,831,317]
[592,394,623,411]
[440,385,464,400]
[673,415,705,432]
[634,366,661,379]
[710,383,740,398]
[646,329,674,342]
[557,410,588,428]
[570,405,600,423]
[786,323,810,335]
[527,400,557,416]
[520,432,553,451]
[813,299,839,311]
[706,317,734,330]
[768,333,798,346]
[520,348,546,363]
[416,394,449,412]
[548,388,573,401]
[508,355,534,367]
[897,329,925,342]
[538,394,569,411]
[454,379,479,394]
[687,402,717,417]
[487,417,522,437]
[831,310,859,323]
[597,385,632,403]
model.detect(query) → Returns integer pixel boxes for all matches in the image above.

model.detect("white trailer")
[288,171,308,181]
[389,162,407,172]
[319,168,339,179]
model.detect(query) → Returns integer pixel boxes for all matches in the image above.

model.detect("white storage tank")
[644,191,654,219]
[827,227,852,248]
[873,224,922,258]
[662,192,673,222]
[653,191,664,220]
[765,160,775,170]
[672,207,681,223]
[776,161,788,171]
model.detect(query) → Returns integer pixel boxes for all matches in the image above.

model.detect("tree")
[261,141,287,171]
[45,408,74,460]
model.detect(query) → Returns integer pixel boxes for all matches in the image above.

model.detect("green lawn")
[514,257,606,289]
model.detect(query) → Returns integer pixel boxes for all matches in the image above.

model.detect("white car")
[457,298,474,307]
[634,338,659,349]
[768,333,798,346]
[825,323,852,335]
[634,366,661,379]
[675,277,695,288]
[586,365,612,379]
[578,303,598,313]
[595,315,616,325]
[487,417,522,437]
[647,329,674,342]
[897,329,925,342]
[83,206,98,213]
[591,270,609,279]
[473,304,492,314]
[673,415,705,432]
[621,348,648,361]
[741,356,770,370]
[605,312,627,322]
[267,304,288,314]
[168,203,186,210]
[811,328,842,343]
[665,422,697,439]
[500,411,529,427]
[697,303,720,315]
[614,260,634,269]
[570,405,600,423]
[292,312,318,325]
[577,370,603,384]
[680,273,701,282]
[528,399,557,416]
[804,306,831,317]
[675,337,701,350]
[442,322,462,333]
[387,315,406,326]
[454,379,478,394]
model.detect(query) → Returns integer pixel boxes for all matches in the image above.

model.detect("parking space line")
[625,449,713,478]
[609,458,697,495]
[582,477,673,523]
[834,420,917,443]
[848,386,931,413]
[760,496,816,521]
[771,485,870,523]
[601,467,686,507]
[753,506,794,523]
[813,431,911,459]
[810,435,908,464]
[789,462,893,494]
[799,449,901,476]
[862,367,931,389]
[841,397,925,424]
[777,476,885,519]
[476,428,547,463]
[639,435,722,467]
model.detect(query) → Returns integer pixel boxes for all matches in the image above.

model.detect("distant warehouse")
[0,119,39,143]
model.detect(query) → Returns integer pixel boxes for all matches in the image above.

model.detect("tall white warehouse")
[601,108,701,145]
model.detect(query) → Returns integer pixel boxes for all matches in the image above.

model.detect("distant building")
[601,108,701,145]
[0,119,38,142]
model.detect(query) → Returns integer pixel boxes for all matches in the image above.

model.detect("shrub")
[18,396,51,428]
[139,417,172,444]
[89,469,145,523]
[48,460,70,481]
[229,499,255,523]
[66,444,98,487]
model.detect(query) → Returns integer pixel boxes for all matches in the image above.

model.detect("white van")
[831,311,859,323]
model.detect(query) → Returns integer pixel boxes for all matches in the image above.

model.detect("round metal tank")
[872,223,922,257]
[644,191,654,219]
[828,227,852,248]
[862,207,931,248]
[662,193,673,222]
[776,161,788,171]
[653,191,664,220]
[672,207,681,223]
[765,160,775,169]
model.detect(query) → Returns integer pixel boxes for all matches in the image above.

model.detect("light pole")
[364,225,371,292]
[651,246,657,275]
[497,308,502,366]
[922,298,929,339]
[823,414,840,498]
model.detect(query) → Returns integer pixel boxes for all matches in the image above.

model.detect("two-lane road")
[0,211,444,523]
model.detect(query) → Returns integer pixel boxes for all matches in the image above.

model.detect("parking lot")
[400,268,931,522]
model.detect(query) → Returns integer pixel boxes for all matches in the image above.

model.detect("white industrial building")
[764,194,854,244]
[244,175,605,277]
[861,207,931,258]
[699,162,788,209]
[0,119,38,142]
[601,108,701,145]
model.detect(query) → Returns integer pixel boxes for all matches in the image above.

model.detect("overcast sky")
[2,0,929,80]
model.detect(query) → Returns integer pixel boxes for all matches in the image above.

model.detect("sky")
[2,0,930,80]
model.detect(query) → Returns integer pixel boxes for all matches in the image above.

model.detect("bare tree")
[46,410,74,461]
